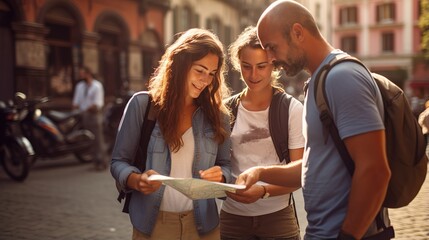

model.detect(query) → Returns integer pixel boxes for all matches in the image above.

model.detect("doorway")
[0,1,14,101]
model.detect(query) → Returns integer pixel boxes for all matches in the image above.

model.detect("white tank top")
[160,127,194,212]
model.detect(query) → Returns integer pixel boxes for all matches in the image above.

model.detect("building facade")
[2,1,427,107]
[164,0,277,94]
[165,0,242,92]
[0,0,169,106]
[332,0,428,112]
[302,0,428,110]
[300,0,333,43]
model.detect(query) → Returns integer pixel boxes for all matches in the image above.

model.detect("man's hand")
[87,105,99,113]
[226,184,265,204]
[235,166,263,189]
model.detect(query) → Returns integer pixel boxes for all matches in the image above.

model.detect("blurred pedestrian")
[72,66,106,171]
[418,100,429,157]
[235,1,392,239]
[111,28,232,239]
[220,26,303,240]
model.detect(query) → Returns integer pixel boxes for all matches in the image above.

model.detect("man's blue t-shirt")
[302,50,384,239]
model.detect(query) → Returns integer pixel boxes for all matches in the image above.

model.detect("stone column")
[12,22,48,98]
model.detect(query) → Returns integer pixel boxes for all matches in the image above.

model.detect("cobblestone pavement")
[0,155,427,240]
[0,156,132,240]
[388,167,429,240]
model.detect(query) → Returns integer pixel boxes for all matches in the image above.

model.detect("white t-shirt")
[72,79,104,111]
[222,97,304,216]
[160,127,194,212]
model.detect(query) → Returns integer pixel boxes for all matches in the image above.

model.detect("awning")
[409,80,429,88]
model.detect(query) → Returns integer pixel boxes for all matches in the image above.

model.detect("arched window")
[173,5,199,34]
[95,13,129,98]
[206,16,232,45]
[43,4,82,97]
[141,30,162,89]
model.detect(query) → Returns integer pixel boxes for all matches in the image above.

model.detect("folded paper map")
[148,174,246,200]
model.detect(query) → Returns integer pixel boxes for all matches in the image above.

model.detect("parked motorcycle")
[15,92,95,163]
[0,99,34,181]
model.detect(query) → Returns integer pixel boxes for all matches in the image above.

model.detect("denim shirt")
[111,92,232,236]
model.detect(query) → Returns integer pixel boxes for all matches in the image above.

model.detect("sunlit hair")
[148,28,230,152]
[228,26,283,92]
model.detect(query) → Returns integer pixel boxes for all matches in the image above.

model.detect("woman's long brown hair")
[148,28,230,152]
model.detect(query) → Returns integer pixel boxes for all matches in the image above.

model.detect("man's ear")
[291,23,304,42]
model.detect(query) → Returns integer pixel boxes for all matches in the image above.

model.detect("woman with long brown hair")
[111,28,231,239]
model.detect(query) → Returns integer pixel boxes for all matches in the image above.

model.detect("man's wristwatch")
[260,185,270,199]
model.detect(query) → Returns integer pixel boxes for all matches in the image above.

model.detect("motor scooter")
[0,99,34,181]
[15,92,95,163]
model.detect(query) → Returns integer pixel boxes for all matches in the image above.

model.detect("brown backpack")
[313,54,428,209]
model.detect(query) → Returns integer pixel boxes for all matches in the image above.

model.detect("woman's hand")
[226,184,265,204]
[128,169,162,195]
[199,166,224,182]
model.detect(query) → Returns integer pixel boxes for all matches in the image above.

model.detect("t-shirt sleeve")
[95,82,104,108]
[72,83,82,107]
[324,61,384,140]
[288,97,305,149]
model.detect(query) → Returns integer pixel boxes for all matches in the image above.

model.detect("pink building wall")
[413,0,422,53]
[333,0,420,56]
[330,0,428,100]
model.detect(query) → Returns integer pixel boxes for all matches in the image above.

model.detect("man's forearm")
[341,166,390,238]
[259,159,302,188]
[341,130,390,238]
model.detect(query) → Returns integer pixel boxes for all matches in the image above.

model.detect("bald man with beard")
[235,1,393,239]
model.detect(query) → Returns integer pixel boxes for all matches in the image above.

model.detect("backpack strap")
[269,90,297,227]
[133,94,157,171]
[118,93,157,213]
[314,54,380,175]
[314,54,360,175]
[270,90,292,163]
[225,92,243,130]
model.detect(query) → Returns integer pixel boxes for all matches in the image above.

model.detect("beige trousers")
[132,210,220,240]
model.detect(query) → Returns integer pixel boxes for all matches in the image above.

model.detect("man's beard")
[273,59,305,77]
[285,62,305,76]
[281,41,307,77]
[276,49,307,77]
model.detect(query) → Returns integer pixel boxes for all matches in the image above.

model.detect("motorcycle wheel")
[74,150,95,163]
[0,142,31,182]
